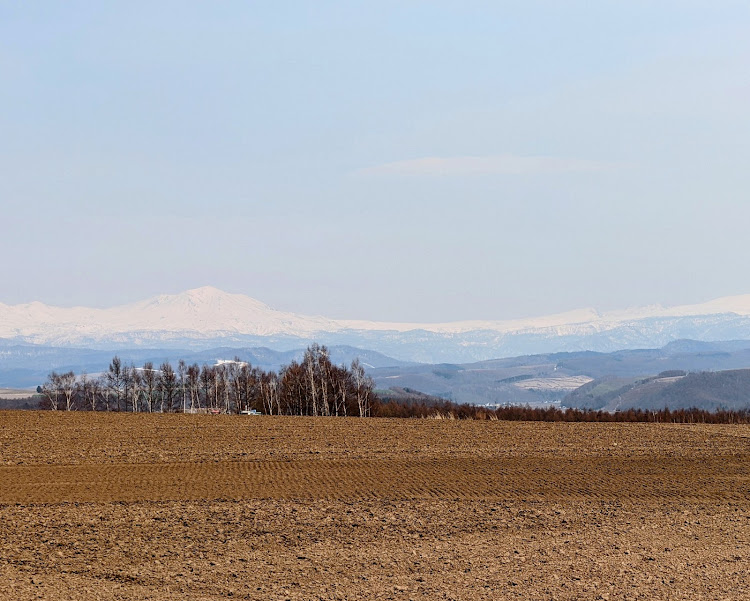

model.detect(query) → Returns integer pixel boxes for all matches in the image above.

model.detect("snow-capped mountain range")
[4,286,750,363]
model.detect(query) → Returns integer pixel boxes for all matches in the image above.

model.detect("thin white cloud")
[356,154,621,177]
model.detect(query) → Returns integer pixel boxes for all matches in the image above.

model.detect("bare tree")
[121,364,133,412]
[305,349,319,416]
[40,371,76,411]
[217,365,230,413]
[224,360,240,414]
[351,359,374,417]
[280,361,307,415]
[41,372,61,411]
[106,356,125,412]
[59,371,77,411]
[84,374,103,412]
[158,362,177,412]
[200,365,216,410]
[186,363,200,412]
[231,361,252,413]
[140,362,157,413]
[332,364,349,417]
[78,372,91,411]
[128,365,142,412]
[260,371,280,415]
[178,360,187,413]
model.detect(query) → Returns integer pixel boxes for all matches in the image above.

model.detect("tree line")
[375,397,750,423]
[41,344,375,417]
[39,344,750,423]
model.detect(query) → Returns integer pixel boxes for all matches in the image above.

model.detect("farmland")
[1,412,749,600]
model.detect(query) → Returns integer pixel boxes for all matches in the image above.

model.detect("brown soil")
[0,412,748,600]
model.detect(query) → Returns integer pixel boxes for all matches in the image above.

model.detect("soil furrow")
[1,456,747,504]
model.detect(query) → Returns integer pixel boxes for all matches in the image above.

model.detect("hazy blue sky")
[2,1,749,321]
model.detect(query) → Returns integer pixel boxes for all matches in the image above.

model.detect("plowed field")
[1,412,748,600]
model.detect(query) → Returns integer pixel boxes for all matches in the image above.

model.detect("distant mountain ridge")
[4,337,750,412]
[368,339,750,408]
[5,286,750,362]
[0,340,411,388]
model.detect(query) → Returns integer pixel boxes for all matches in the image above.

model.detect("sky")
[2,1,750,322]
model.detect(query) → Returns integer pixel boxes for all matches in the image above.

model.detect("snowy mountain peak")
[175,286,253,305]
[134,286,272,314]
[3,288,750,360]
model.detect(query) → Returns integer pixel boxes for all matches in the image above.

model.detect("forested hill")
[368,340,750,408]
[565,369,750,412]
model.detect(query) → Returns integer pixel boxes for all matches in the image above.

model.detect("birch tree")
[260,371,280,415]
[178,360,187,413]
[83,374,103,411]
[141,362,157,413]
[186,363,200,412]
[351,359,374,417]
[59,371,77,411]
[41,372,61,411]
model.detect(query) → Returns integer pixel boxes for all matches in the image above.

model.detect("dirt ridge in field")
[2,455,747,505]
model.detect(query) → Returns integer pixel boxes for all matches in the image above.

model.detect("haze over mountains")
[4,288,750,410]
[5,286,750,363]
